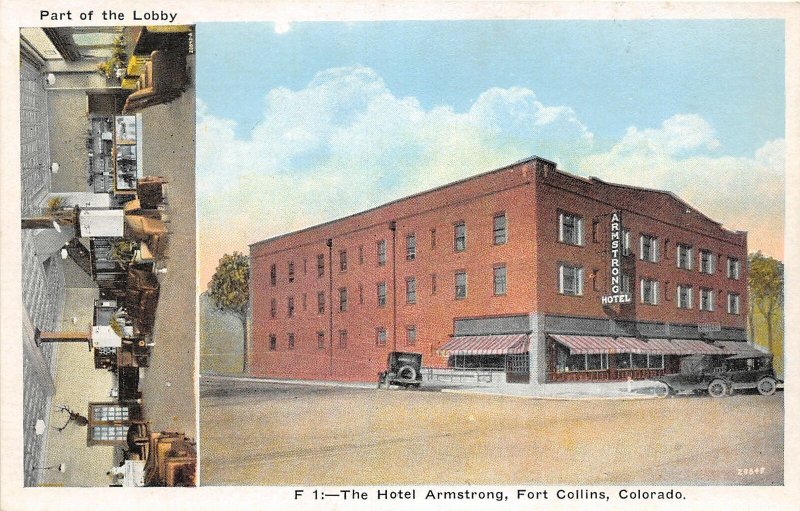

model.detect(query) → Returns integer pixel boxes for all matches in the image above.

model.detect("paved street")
[200,379,783,486]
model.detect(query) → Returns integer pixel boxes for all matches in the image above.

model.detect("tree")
[748,252,784,354]
[208,252,250,373]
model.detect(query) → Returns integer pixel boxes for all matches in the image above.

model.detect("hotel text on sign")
[602,211,632,305]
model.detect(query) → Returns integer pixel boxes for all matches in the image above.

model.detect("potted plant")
[96,35,127,79]
[110,239,137,269]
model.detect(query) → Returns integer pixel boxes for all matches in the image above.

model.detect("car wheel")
[757,377,777,396]
[396,364,417,381]
[654,382,671,398]
[708,379,727,398]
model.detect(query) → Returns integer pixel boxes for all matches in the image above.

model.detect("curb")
[200,374,376,390]
[441,388,660,401]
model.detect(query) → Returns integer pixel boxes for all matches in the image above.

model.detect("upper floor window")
[559,263,583,296]
[269,334,277,351]
[377,240,387,266]
[339,250,347,272]
[700,288,714,311]
[317,331,325,349]
[558,212,583,246]
[358,245,364,265]
[727,293,740,315]
[640,235,658,262]
[700,250,714,274]
[406,326,417,345]
[270,298,277,319]
[287,333,295,350]
[677,285,693,309]
[317,291,325,314]
[493,265,507,296]
[287,296,295,318]
[338,287,348,312]
[430,228,437,249]
[270,264,277,286]
[376,327,387,346]
[406,277,417,304]
[431,273,437,295]
[622,229,631,256]
[640,278,659,305]
[377,282,387,307]
[727,257,740,280]
[676,243,693,270]
[454,222,467,252]
[406,234,416,261]
[455,271,467,299]
[288,261,295,283]
[338,330,348,348]
[317,254,325,277]
[621,274,632,294]
[493,214,507,245]
[302,258,307,275]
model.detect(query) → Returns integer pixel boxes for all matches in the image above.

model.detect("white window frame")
[640,278,659,305]
[559,264,584,296]
[700,250,714,274]
[727,293,740,315]
[622,229,631,256]
[676,243,693,270]
[639,235,659,262]
[558,212,584,246]
[727,257,740,280]
[699,288,714,311]
[406,234,416,261]
[677,284,693,309]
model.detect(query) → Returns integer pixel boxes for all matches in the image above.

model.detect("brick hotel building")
[249,156,749,384]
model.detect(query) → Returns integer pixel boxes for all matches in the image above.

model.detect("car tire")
[655,382,671,398]
[396,364,417,381]
[708,379,728,398]
[757,377,777,396]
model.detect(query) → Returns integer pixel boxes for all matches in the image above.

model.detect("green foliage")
[110,239,137,269]
[46,196,65,213]
[208,252,250,320]
[748,251,784,366]
[96,35,127,79]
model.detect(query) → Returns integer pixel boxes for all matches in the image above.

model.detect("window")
[559,264,583,296]
[339,250,347,271]
[377,240,386,266]
[640,278,658,305]
[317,254,325,277]
[317,331,325,349]
[270,298,277,319]
[728,293,740,315]
[406,277,416,304]
[90,425,128,443]
[90,404,130,422]
[338,287,348,312]
[430,228,437,249]
[270,264,277,286]
[406,234,416,260]
[454,222,466,252]
[591,220,600,243]
[269,334,277,351]
[640,235,658,262]
[339,330,347,348]
[431,273,437,295]
[406,326,417,345]
[317,291,325,314]
[288,261,295,282]
[303,258,307,275]
[700,250,714,274]
[493,265,507,295]
[493,214,507,244]
[288,333,295,350]
[455,271,467,299]
[592,268,599,292]
[558,212,583,246]
[727,257,740,280]
[376,327,387,346]
[377,282,387,307]
[358,284,364,304]
[677,285,693,309]
[648,354,664,369]
[302,293,307,311]
[557,349,609,372]
[287,297,295,318]
[632,353,648,369]
[358,245,364,265]
[700,288,714,311]
[621,274,632,294]
[676,243,693,270]
[622,229,631,256]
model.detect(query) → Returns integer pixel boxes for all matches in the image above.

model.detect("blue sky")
[196,20,785,284]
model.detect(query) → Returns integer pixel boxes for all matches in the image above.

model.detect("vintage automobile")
[654,353,780,398]
[378,351,423,389]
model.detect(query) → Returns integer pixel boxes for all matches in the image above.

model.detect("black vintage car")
[654,353,780,398]
[378,352,423,389]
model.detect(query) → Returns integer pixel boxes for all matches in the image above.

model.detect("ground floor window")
[615,353,664,369]
[448,354,505,369]
[555,344,608,372]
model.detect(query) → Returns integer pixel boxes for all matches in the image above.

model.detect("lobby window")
[358,245,364,265]
[558,212,583,246]
[728,293,741,315]
[270,298,277,319]
[430,228,437,249]
[317,291,325,314]
[288,261,295,283]
[317,331,325,349]
[270,264,277,286]
[640,278,659,305]
[558,264,583,296]
[339,287,348,312]
[727,257,740,280]
[700,249,714,274]
[377,240,386,266]
[455,271,467,299]
[639,235,658,262]
[339,250,348,272]
[377,282,387,307]
[676,243,693,270]
[339,330,348,348]
[622,229,631,256]
[288,333,295,350]
[700,288,714,311]
[317,254,325,277]
[406,326,417,345]
[454,222,467,252]
[376,327,387,346]
[287,296,295,318]
[677,285,693,309]
[406,234,416,260]
[493,213,507,245]
[493,265,507,296]
[431,273,437,295]
[406,277,417,304]
[269,334,277,351]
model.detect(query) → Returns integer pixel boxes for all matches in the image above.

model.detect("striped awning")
[438,334,529,356]
[713,341,768,359]
[670,339,730,355]
[552,335,730,356]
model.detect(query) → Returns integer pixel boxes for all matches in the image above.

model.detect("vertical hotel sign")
[601,211,632,305]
